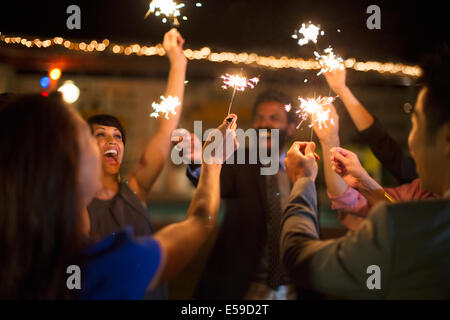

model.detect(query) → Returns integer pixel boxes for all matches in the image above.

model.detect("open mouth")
[104,149,118,163]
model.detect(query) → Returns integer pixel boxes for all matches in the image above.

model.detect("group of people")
[0,28,449,299]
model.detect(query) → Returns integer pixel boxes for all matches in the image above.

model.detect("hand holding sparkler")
[203,114,239,165]
[163,28,187,69]
[285,141,320,183]
[314,47,345,76]
[330,147,371,189]
[323,67,347,94]
[312,103,339,146]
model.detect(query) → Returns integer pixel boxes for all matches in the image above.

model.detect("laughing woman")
[86,28,186,299]
[0,93,235,299]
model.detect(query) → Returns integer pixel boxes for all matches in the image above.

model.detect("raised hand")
[163,28,187,69]
[203,114,239,165]
[323,68,347,94]
[312,103,340,146]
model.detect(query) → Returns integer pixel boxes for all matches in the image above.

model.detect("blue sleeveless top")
[79,227,162,300]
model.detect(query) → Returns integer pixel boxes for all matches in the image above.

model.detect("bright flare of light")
[292,23,324,46]
[285,104,292,112]
[49,68,62,80]
[144,0,197,24]
[150,95,181,119]
[314,47,344,76]
[221,74,259,91]
[295,96,337,129]
[145,0,185,20]
[58,81,80,104]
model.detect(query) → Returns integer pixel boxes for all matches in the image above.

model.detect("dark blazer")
[281,178,450,299]
[187,158,270,299]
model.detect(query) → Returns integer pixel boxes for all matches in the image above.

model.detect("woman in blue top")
[0,93,237,299]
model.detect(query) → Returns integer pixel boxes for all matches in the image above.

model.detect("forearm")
[335,86,374,131]
[152,164,221,285]
[188,164,222,222]
[356,173,386,207]
[132,64,187,193]
[321,139,349,197]
[158,63,187,135]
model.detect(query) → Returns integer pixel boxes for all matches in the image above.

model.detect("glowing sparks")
[150,95,181,119]
[221,74,260,91]
[314,47,345,76]
[221,72,260,115]
[285,104,292,112]
[292,23,325,46]
[144,1,202,25]
[294,96,338,129]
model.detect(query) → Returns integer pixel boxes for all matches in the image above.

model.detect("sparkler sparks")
[221,74,260,91]
[144,0,202,26]
[314,47,345,76]
[150,95,181,119]
[220,73,259,115]
[292,23,325,46]
[294,96,337,129]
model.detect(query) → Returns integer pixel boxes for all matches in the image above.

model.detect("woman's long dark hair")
[0,94,85,299]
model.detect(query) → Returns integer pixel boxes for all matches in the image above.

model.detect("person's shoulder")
[85,227,161,263]
[384,198,450,216]
[369,199,450,232]
[81,228,162,299]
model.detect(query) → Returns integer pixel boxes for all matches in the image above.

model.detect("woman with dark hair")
[86,28,187,299]
[0,93,237,299]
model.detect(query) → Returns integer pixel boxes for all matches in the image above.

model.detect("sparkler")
[221,73,259,115]
[294,96,337,130]
[292,23,324,47]
[314,47,344,76]
[150,95,181,119]
[144,0,202,27]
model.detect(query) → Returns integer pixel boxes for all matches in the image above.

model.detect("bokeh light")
[57,81,80,104]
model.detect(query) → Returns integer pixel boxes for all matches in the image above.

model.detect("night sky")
[1,0,449,64]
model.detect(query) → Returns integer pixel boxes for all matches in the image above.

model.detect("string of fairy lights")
[0,34,422,77]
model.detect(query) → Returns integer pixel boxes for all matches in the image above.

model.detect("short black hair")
[87,114,126,145]
[252,89,297,124]
[419,45,450,138]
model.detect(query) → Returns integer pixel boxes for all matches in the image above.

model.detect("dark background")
[1,0,448,64]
